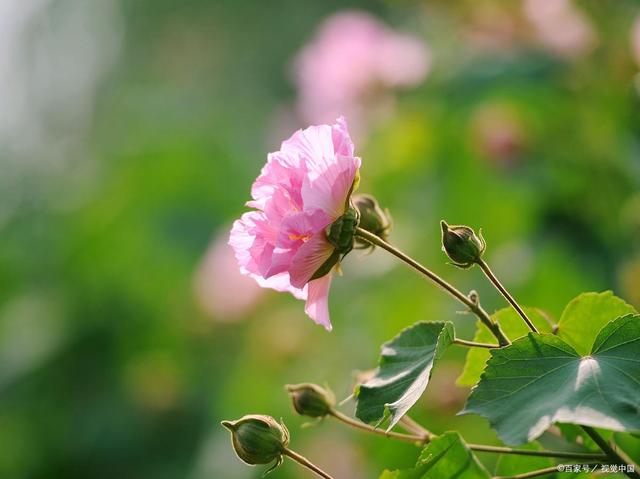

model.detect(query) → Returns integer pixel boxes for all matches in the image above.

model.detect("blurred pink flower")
[631,16,640,67]
[471,103,526,168]
[194,232,265,321]
[229,118,361,331]
[292,11,430,136]
[523,0,596,58]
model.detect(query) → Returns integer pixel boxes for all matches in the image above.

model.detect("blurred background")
[1,0,640,477]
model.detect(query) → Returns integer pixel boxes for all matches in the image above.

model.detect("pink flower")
[229,118,361,331]
[194,231,265,321]
[292,11,430,137]
[523,0,596,59]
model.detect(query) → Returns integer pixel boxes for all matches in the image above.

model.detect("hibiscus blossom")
[229,118,361,330]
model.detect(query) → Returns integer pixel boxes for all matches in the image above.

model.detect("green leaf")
[457,307,553,386]
[494,443,555,478]
[356,321,454,429]
[556,291,637,356]
[379,432,491,479]
[462,314,640,445]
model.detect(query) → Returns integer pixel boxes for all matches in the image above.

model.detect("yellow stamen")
[288,233,312,242]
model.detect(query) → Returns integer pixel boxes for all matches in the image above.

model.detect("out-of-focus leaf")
[356,321,454,429]
[457,307,552,387]
[462,314,640,445]
[556,291,637,355]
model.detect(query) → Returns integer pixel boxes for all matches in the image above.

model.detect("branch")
[354,227,510,346]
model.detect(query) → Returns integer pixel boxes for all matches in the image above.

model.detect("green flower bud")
[286,383,335,418]
[352,194,392,246]
[221,414,289,472]
[440,221,486,268]
[310,207,359,281]
[326,206,359,255]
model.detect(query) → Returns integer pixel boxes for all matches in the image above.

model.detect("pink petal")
[229,211,266,275]
[301,160,359,219]
[229,215,307,301]
[288,233,335,289]
[250,151,306,211]
[332,116,356,157]
[277,209,333,249]
[305,275,333,331]
[255,273,308,301]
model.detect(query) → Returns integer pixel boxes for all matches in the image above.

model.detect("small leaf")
[356,321,454,429]
[457,307,553,387]
[462,314,640,445]
[556,291,637,355]
[379,432,491,479]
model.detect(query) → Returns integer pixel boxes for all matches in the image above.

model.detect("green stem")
[330,410,608,461]
[283,448,335,479]
[355,227,510,347]
[581,426,640,479]
[330,409,429,444]
[477,259,538,333]
[469,443,606,460]
[400,415,433,437]
[453,338,500,349]
[494,464,597,479]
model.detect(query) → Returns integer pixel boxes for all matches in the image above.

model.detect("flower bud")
[326,206,359,255]
[440,221,486,268]
[221,414,289,471]
[286,383,335,418]
[353,194,392,245]
[311,207,359,281]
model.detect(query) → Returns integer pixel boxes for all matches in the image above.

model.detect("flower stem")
[329,409,430,444]
[330,409,608,461]
[468,443,606,460]
[453,338,500,349]
[581,426,640,479]
[399,415,433,437]
[494,464,597,479]
[283,448,335,479]
[477,259,538,333]
[354,227,510,347]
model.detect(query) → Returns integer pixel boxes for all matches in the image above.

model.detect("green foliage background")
[1,0,639,477]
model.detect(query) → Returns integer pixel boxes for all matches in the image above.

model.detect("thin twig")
[330,410,610,461]
[399,415,434,438]
[477,259,538,333]
[283,448,335,479]
[494,464,598,479]
[453,338,500,349]
[329,410,428,444]
[469,443,606,460]
[355,227,510,346]
[581,426,640,479]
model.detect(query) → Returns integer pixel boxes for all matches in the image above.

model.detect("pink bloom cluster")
[292,11,430,135]
[229,118,361,330]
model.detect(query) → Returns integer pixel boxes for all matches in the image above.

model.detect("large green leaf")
[462,314,640,445]
[457,307,553,386]
[556,291,637,355]
[356,321,454,429]
[379,432,491,479]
